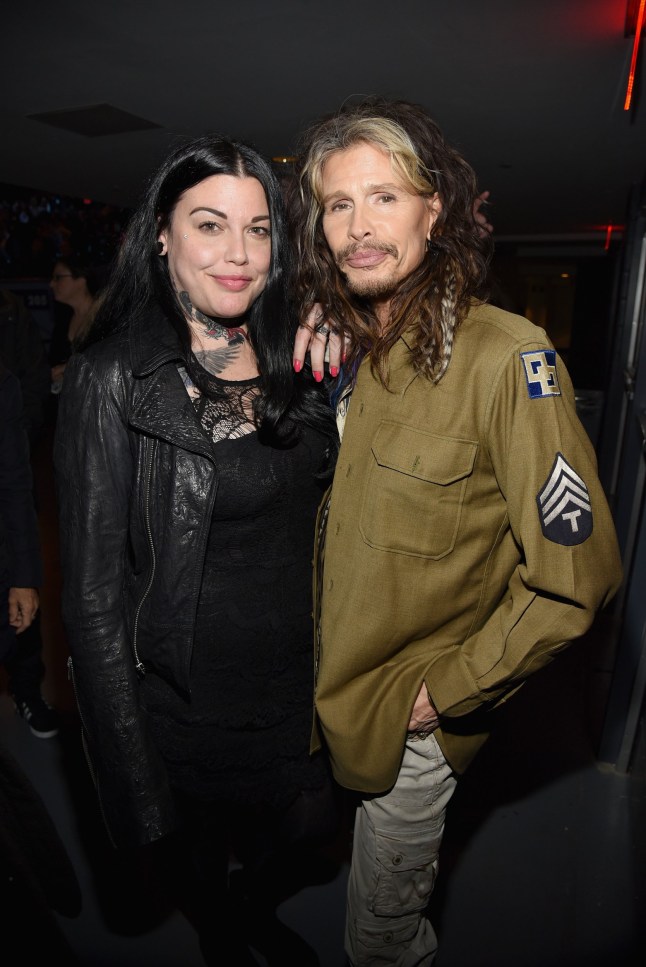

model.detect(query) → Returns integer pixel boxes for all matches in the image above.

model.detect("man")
[291,97,623,966]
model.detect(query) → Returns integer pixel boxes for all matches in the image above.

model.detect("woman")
[49,255,107,393]
[54,136,339,966]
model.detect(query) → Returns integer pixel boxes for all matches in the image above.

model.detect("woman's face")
[158,174,272,320]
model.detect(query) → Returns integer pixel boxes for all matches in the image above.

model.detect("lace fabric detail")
[178,363,261,441]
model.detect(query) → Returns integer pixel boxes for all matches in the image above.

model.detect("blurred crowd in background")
[0,185,130,281]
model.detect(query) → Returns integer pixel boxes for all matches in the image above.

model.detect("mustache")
[337,240,398,261]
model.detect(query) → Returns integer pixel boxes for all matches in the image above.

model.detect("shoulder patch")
[521,349,561,398]
[536,453,592,545]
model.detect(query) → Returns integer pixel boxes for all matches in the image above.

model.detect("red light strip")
[625,0,646,110]
[605,225,613,250]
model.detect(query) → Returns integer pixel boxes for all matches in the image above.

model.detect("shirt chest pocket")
[360,421,478,559]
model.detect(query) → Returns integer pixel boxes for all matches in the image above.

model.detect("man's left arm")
[426,343,623,719]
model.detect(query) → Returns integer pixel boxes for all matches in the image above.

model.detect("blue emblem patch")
[536,453,592,545]
[521,349,561,399]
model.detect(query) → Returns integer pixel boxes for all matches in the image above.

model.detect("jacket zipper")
[188,462,219,655]
[132,440,156,676]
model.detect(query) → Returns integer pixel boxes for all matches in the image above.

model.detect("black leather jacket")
[54,308,223,848]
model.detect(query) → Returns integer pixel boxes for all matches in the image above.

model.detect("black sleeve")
[0,292,51,445]
[0,370,43,587]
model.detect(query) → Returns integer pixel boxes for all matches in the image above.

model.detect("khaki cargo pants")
[346,733,458,966]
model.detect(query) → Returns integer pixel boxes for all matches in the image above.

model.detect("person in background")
[48,255,108,395]
[0,359,43,711]
[0,288,50,447]
[0,288,59,738]
[54,134,339,966]
[0,359,81,959]
[291,96,623,967]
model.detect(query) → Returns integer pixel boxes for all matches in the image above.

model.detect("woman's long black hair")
[89,134,337,456]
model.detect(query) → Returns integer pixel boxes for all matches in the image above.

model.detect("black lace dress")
[139,372,331,814]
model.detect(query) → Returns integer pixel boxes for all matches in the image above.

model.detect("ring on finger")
[314,321,330,335]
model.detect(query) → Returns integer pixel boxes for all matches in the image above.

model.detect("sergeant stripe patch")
[536,453,592,545]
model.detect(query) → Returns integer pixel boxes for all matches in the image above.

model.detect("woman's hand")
[293,304,347,382]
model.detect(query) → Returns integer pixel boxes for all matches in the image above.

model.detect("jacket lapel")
[127,307,215,458]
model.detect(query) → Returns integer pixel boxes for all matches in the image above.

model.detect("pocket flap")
[376,835,437,874]
[371,421,477,485]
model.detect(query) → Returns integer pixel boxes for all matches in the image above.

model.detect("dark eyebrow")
[188,207,270,223]
[189,207,227,218]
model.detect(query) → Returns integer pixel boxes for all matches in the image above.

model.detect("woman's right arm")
[54,351,176,848]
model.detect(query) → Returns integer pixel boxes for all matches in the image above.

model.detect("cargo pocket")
[360,421,477,559]
[372,834,439,916]
[354,910,420,957]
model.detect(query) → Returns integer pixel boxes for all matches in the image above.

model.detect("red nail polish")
[313,371,323,382]
[330,366,339,377]
[293,359,302,373]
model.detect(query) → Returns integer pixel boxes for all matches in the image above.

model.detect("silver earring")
[183,233,189,239]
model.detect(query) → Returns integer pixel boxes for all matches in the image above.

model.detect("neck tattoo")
[179,291,249,345]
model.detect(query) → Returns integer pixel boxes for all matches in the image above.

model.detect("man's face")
[320,142,441,312]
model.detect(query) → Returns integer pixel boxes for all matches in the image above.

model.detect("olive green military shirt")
[315,303,623,788]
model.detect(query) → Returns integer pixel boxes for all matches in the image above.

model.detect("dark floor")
[1,424,645,967]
